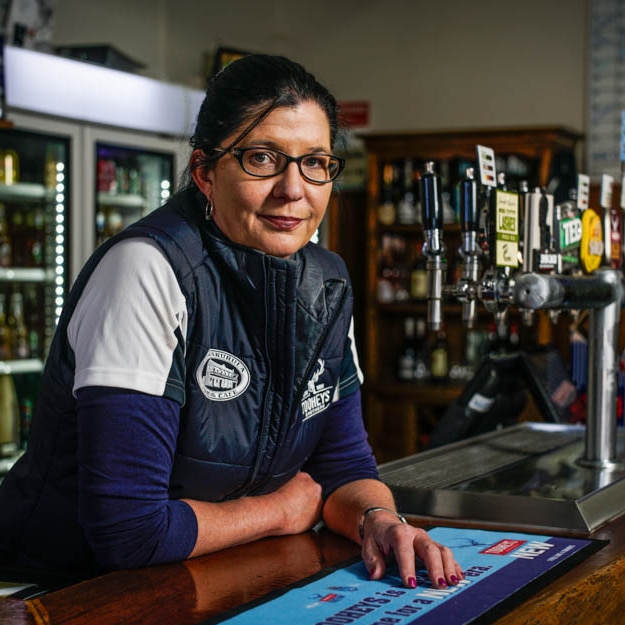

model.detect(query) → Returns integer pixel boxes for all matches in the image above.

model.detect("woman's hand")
[185,471,323,558]
[361,508,463,589]
[269,471,324,535]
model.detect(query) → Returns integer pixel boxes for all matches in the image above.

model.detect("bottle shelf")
[375,300,428,312]
[376,222,461,235]
[369,380,464,401]
[0,358,44,375]
[0,267,55,282]
[375,301,493,317]
[0,182,51,202]
[97,191,147,210]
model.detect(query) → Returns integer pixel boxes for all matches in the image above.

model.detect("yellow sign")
[580,208,603,273]
[495,190,519,268]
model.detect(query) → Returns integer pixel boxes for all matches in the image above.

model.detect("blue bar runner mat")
[203,526,606,625]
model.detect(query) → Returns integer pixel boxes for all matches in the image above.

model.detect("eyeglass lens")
[239,148,341,182]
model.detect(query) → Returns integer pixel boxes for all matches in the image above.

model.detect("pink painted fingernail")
[438,578,447,587]
[408,577,417,588]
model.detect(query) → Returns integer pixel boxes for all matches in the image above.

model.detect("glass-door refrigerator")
[94,143,173,247]
[0,115,77,468]
[82,126,186,264]
[0,45,201,480]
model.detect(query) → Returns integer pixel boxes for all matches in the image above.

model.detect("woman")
[0,54,462,590]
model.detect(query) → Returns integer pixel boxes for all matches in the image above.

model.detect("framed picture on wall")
[211,46,251,77]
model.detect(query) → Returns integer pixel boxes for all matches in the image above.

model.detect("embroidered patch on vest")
[301,358,333,420]
[196,349,250,401]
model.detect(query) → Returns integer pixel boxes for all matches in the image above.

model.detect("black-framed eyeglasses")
[212,146,345,184]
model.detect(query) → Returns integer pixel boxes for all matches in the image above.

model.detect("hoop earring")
[205,200,213,221]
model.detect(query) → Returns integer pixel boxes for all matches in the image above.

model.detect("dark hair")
[184,54,341,187]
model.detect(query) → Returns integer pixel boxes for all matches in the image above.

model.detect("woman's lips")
[260,215,303,230]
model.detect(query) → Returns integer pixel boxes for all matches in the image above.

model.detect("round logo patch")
[196,349,250,401]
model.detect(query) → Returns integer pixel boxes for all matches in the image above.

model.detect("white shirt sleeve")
[67,238,188,397]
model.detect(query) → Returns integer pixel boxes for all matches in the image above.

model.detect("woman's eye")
[250,150,275,164]
[303,155,326,169]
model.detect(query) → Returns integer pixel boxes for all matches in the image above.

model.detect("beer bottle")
[3,149,19,185]
[397,159,417,224]
[0,292,11,359]
[397,317,418,382]
[24,285,42,359]
[0,203,11,267]
[10,208,25,266]
[8,291,29,359]
[413,317,431,382]
[26,207,46,267]
[0,33,7,125]
[410,242,428,300]
[0,374,19,457]
[19,396,33,449]
[430,324,449,384]
[44,144,65,190]
[378,163,397,225]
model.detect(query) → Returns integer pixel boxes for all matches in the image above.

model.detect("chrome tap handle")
[458,167,481,327]
[459,167,479,231]
[514,272,616,310]
[420,161,446,330]
[421,161,444,231]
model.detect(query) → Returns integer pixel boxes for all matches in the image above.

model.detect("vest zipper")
[234,260,348,495]
[236,255,275,493]
[258,279,348,490]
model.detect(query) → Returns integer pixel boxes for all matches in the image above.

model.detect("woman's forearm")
[184,471,323,557]
[322,478,397,543]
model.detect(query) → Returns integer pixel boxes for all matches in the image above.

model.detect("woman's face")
[193,101,334,258]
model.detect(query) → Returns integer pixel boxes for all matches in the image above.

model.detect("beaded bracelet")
[358,506,407,539]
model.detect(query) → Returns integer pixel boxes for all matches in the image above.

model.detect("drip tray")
[379,422,625,533]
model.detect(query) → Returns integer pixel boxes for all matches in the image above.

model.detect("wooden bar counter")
[1,511,624,625]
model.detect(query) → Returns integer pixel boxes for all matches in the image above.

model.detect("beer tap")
[419,161,447,330]
[522,187,553,273]
[579,173,603,274]
[416,133,625,476]
[474,147,518,315]
[456,167,482,328]
[601,174,623,270]
[514,168,625,467]
[553,188,583,276]
[522,186,560,322]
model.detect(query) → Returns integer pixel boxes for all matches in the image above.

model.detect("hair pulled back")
[190,54,340,157]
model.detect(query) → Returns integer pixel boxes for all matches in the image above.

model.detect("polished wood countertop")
[2,512,625,625]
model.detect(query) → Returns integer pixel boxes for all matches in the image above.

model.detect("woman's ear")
[190,149,213,198]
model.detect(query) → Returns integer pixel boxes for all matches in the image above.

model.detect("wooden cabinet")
[360,127,582,462]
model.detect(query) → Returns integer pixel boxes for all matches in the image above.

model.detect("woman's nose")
[272,161,305,200]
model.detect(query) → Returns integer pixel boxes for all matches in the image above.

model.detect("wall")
[50,0,169,79]
[50,0,588,139]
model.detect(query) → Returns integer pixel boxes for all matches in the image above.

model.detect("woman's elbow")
[82,502,196,570]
